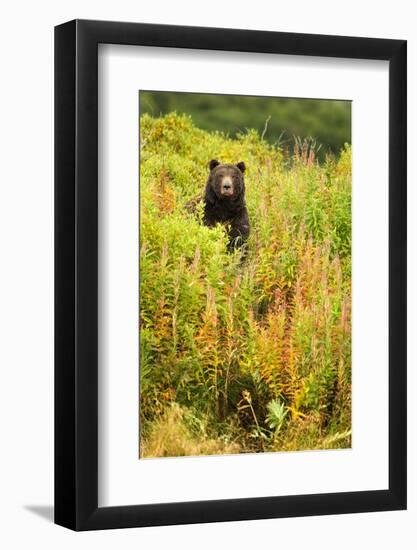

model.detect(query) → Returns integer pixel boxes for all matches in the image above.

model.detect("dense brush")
[140,113,351,457]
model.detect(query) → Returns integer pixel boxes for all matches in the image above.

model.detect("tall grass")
[140,113,351,457]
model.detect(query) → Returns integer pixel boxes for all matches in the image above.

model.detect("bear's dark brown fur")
[203,159,250,252]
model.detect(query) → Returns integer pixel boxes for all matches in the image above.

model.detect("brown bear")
[203,159,250,252]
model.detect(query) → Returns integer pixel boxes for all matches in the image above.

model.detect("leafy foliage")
[140,92,351,161]
[266,399,288,434]
[139,113,351,457]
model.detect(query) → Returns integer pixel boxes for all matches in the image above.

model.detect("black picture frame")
[55,19,407,531]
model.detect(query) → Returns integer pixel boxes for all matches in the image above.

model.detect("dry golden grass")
[141,404,241,458]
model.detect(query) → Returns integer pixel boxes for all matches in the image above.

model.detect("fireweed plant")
[139,113,351,457]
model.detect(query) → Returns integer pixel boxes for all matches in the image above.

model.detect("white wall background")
[0,1,414,547]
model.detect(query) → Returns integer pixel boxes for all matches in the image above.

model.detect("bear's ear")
[209,159,220,171]
[236,161,246,173]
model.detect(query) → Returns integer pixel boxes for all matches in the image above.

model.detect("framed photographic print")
[54,19,407,530]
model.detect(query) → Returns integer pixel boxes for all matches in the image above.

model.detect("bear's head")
[205,159,246,204]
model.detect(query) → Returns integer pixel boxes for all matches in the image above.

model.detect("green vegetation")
[140,113,351,458]
[140,92,351,160]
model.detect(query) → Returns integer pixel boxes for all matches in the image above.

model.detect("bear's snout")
[221,176,234,196]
